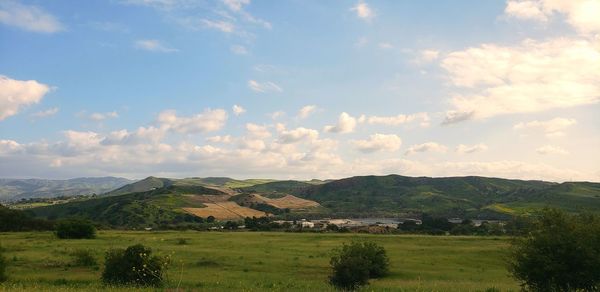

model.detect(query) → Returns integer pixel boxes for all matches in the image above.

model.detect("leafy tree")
[55,219,96,239]
[101,244,169,287]
[508,209,600,291]
[224,221,239,230]
[329,241,389,290]
[206,216,216,223]
[0,205,54,232]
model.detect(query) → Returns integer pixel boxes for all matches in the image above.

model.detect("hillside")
[293,175,599,218]
[30,183,230,228]
[0,177,133,201]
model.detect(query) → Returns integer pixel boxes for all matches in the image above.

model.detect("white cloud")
[514,117,577,137]
[324,112,357,134]
[31,107,59,119]
[248,80,282,93]
[298,105,317,119]
[278,127,319,144]
[230,44,248,55]
[222,0,249,12]
[351,1,375,21]
[0,0,64,33]
[505,0,548,22]
[441,38,600,123]
[206,135,233,144]
[353,134,402,153]
[79,111,119,121]
[536,145,569,155]
[504,0,600,34]
[101,126,165,145]
[405,142,447,155]
[456,143,488,154]
[245,123,271,139]
[158,109,227,134]
[134,39,179,53]
[417,49,440,63]
[365,112,430,127]
[378,42,393,49]
[232,104,246,115]
[269,111,285,120]
[0,75,50,121]
[201,19,235,33]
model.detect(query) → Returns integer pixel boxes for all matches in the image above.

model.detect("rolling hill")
[0,177,133,201]
[24,174,600,226]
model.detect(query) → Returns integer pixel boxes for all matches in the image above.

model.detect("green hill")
[290,175,599,218]
[31,183,229,228]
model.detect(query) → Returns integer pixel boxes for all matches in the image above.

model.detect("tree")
[55,219,96,239]
[508,209,600,291]
[206,216,216,223]
[101,244,169,287]
[329,241,389,290]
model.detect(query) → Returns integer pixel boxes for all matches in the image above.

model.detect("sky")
[0,0,599,182]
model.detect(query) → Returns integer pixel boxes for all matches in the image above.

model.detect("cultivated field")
[183,202,267,220]
[252,194,320,209]
[0,231,519,291]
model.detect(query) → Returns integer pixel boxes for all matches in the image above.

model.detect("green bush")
[509,209,600,291]
[0,249,7,283]
[71,249,97,267]
[101,244,169,287]
[55,219,96,239]
[329,241,389,290]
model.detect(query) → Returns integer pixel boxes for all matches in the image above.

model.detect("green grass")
[0,231,518,291]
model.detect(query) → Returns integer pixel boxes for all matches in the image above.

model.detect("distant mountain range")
[24,174,600,228]
[0,177,134,201]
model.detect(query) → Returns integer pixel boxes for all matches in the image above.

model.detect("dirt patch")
[183,202,267,220]
[246,194,320,209]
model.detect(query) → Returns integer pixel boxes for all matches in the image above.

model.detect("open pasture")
[0,231,518,291]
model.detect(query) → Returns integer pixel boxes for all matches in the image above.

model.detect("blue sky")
[0,0,599,181]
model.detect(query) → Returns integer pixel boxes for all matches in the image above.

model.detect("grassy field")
[0,231,519,291]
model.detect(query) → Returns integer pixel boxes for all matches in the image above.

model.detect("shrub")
[55,219,96,239]
[0,249,7,283]
[71,249,97,267]
[329,241,389,290]
[508,209,600,291]
[101,244,169,287]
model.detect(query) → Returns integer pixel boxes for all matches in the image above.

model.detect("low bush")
[101,244,169,287]
[329,241,389,290]
[55,219,96,239]
[71,249,97,267]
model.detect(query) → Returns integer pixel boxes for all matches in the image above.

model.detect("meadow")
[0,231,519,291]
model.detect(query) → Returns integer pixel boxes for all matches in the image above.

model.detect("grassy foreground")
[0,231,518,291]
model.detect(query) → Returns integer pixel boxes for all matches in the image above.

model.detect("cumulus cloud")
[158,109,227,134]
[351,1,375,21]
[536,145,569,155]
[0,75,51,121]
[134,39,179,53]
[514,117,577,137]
[456,143,488,154]
[378,42,393,49]
[31,107,59,119]
[0,0,64,33]
[206,135,233,144]
[441,38,600,123]
[364,112,430,127]
[245,123,271,139]
[297,105,317,119]
[353,134,402,153]
[405,142,447,155]
[222,0,249,12]
[504,0,600,34]
[278,127,319,144]
[248,80,283,93]
[232,104,246,116]
[324,112,357,134]
[269,111,285,120]
[201,19,235,33]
